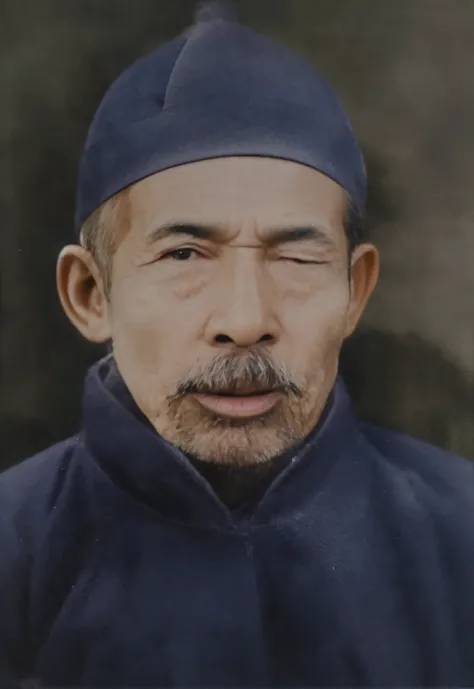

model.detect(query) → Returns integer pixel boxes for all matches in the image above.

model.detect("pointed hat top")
[194,1,238,24]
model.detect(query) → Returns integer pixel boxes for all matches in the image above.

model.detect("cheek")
[110,280,164,344]
[314,284,351,335]
[110,267,200,337]
[107,277,199,398]
[280,279,350,370]
[281,268,350,328]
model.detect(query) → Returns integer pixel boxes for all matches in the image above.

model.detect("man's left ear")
[344,243,380,338]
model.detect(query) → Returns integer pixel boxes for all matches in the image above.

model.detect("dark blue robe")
[1,356,473,687]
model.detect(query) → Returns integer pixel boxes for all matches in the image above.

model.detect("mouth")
[191,388,281,419]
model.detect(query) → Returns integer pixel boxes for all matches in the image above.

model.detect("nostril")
[214,333,274,345]
[215,334,234,344]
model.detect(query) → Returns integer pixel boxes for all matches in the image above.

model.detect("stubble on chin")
[157,393,311,466]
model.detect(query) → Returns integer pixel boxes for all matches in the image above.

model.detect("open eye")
[162,248,199,261]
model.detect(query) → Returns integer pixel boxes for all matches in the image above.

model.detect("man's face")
[83,158,375,465]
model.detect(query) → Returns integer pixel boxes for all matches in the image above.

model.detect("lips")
[192,389,281,418]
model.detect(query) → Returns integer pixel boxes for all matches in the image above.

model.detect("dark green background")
[1,0,473,469]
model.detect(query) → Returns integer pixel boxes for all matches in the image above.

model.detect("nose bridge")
[210,246,276,345]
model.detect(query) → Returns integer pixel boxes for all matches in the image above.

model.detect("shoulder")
[361,423,473,493]
[0,437,80,544]
[0,439,83,677]
[0,439,81,644]
[360,423,474,639]
[361,422,474,531]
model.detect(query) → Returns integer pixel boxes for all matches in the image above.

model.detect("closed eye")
[279,257,328,265]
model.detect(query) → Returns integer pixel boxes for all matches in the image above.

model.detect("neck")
[187,451,295,513]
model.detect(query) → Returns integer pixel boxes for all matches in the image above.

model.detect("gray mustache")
[175,351,302,397]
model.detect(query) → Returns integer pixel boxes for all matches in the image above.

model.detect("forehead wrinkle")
[143,220,234,246]
[228,224,339,251]
[140,211,342,256]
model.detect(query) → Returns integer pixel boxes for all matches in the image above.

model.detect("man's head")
[58,157,378,465]
[56,8,379,466]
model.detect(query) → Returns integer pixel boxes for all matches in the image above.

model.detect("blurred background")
[1,0,473,470]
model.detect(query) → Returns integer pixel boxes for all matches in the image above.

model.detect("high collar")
[82,356,361,531]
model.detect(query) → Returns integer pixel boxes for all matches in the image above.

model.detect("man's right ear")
[56,245,112,343]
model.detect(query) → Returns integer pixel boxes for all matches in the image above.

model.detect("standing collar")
[82,356,361,531]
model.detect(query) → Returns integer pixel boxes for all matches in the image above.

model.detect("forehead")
[127,157,348,239]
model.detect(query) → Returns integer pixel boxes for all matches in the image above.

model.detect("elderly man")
[1,4,473,688]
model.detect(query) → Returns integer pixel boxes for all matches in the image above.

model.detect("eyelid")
[275,250,330,263]
[161,245,207,259]
[281,257,328,265]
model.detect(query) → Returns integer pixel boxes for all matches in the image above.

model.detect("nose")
[205,249,280,349]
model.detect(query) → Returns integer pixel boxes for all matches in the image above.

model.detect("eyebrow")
[144,222,337,249]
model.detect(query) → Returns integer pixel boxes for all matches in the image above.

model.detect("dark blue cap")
[75,4,366,232]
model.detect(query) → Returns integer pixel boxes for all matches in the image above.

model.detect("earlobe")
[344,243,380,338]
[56,245,111,343]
